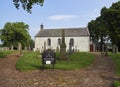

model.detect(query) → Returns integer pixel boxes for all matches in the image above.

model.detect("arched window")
[47,38,51,46]
[70,38,74,46]
[58,38,61,45]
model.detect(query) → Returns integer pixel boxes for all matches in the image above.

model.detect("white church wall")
[65,36,90,52]
[35,37,61,52]
[77,36,90,51]
[35,36,90,52]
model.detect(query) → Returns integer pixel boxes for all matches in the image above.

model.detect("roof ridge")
[43,27,87,30]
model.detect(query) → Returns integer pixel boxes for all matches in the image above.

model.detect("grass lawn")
[109,53,120,75]
[0,50,17,58]
[16,52,95,71]
[55,52,95,70]
[16,52,41,70]
[109,53,120,87]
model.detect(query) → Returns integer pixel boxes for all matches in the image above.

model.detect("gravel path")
[0,52,118,87]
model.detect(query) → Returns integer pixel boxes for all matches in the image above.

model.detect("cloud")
[48,15,78,21]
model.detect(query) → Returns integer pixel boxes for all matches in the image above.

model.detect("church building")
[34,25,90,52]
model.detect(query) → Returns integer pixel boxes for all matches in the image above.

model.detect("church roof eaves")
[35,27,90,37]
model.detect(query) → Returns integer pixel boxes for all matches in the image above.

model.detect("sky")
[0,0,119,39]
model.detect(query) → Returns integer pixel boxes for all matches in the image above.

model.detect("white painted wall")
[35,36,90,52]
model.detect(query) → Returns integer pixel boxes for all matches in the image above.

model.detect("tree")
[13,0,44,13]
[12,22,31,48]
[101,1,120,53]
[29,39,34,50]
[88,16,108,52]
[0,22,31,50]
[88,20,99,44]
[88,1,120,53]
[0,22,15,50]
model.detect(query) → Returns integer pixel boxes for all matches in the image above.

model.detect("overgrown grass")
[55,52,95,70]
[0,50,17,58]
[16,52,41,71]
[109,53,120,87]
[16,52,95,71]
[113,81,120,87]
[109,53,120,75]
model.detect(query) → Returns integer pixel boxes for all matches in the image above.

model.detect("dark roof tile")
[35,28,89,37]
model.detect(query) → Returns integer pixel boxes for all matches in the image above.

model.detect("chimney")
[40,24,44,30]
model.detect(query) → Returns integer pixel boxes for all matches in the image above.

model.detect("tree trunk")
[105,44,108,56]
[112,45,115,53]
[101,44,104,54]
[100,36,103,52]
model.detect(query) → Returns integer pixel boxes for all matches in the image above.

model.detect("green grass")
[109,53,120,75]
[109,53,120,87]
[113,81,120,87]
[0,50,17,58]
[16,52,95,71]
[16,52,41,71]
[55,52,95,70]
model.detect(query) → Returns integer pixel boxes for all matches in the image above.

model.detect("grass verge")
[109,53,120,75]
[55,52,95,70]
[16,52,41,71]
[109,53,120,87]
[113,81,120,87]
[0,50,17,58]
[16,52,95,71]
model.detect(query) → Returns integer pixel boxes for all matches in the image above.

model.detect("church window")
[70,38,74,46]
[58,38,61,45]
[47,38,51,46]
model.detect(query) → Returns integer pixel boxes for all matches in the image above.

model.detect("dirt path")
[0,53,21,86]
[0,52,118,87]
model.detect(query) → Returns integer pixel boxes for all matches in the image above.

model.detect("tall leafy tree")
[12,22,31,47]
[96,16,108,51]
[101,1,120,52]
[88,16,108,51]
[88,20,99,44]
[88,1,120,53]
[0,22,31,50]
[0,22,14,48]
[13,0,44,13]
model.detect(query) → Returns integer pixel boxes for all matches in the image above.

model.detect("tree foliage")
[13,0,44,13]
[88,1,120,52]
[0,22,31,49]
[88,16,108,51]
[29,39,34,50]
[88,20,99,43]
[101,2,120,45]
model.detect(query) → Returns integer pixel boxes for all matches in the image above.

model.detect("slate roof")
[35,28,89,37]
